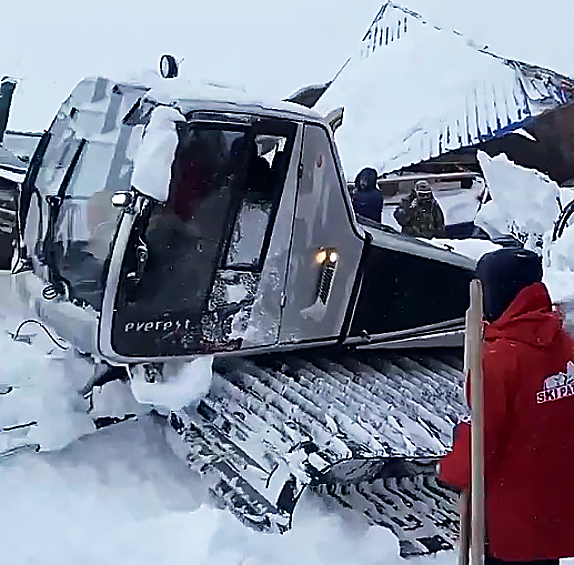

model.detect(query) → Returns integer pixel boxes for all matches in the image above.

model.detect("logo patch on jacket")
[537,364,574,404]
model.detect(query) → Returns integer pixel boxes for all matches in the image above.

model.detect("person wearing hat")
[439,248,574,565]
[351,167,383,223]
[393,180,446,238]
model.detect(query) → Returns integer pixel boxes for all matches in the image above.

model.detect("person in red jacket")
[439,248,574,565]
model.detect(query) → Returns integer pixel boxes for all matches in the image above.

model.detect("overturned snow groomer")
[15,75,489,555]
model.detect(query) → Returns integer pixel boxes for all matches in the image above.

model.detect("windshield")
[112,119,296,357]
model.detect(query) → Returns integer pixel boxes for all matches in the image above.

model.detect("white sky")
[2,0,574,132]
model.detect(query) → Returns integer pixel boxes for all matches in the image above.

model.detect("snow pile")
[131,106,185,202]
[470,151,574,305]
[126,69,317,118]
[0,324,94,452]
[476,151,561,250]
[0,274,149,453]
[546,223,574,304]
[131,356,213,413]
[0,415,408,565]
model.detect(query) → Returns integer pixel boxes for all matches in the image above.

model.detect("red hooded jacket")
[439,282,574,561]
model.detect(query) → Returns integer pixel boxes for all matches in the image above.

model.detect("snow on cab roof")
[315,1,574,178]
[79,71,323,123]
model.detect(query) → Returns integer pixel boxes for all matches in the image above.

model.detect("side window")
[35,118,82,196]
[225,132,291,269]
[50,125,139,308]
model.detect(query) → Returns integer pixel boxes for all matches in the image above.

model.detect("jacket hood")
[485,282,561,348]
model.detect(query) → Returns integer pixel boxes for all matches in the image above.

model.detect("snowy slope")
[0,419,417,565]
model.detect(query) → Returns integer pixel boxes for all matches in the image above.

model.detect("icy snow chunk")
[477,151,560,249]
[90,379,147,422]
[131,106,185,202]
[544,269,574,304]
[0,337,94,452]
[131,356,213,412]
[549,223,574,273]
[474,199,513,239]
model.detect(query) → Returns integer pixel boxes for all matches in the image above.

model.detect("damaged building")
[291,1,574,235]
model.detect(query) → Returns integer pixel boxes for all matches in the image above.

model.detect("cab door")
[279,123,364,345]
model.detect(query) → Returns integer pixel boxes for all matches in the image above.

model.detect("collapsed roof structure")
[303,2,574,185]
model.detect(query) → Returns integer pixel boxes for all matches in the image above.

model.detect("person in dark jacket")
[394,180,445,238]
[439,248,574,565]
[351,167,383,223]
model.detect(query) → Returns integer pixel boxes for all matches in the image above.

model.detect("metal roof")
[384,60,574,173]
[315,2,574,177]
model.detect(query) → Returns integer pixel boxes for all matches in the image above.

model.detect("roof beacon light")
[160,55,179,79]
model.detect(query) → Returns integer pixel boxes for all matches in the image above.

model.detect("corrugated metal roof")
[386,57,574,171]
[315,2,574,177]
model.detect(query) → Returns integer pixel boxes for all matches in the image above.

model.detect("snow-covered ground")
[4,159,574,563]
[0,273,456,565]
[0,433,414,565]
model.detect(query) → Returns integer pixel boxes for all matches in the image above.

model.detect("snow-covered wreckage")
[294,2,574,244]
[9,3,574,557]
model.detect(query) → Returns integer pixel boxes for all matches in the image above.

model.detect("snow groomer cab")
[15,73,478,374]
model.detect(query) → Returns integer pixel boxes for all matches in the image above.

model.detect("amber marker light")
[316,250,327,264]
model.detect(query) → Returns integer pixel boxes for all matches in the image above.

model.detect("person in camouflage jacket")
[394,180,446,238]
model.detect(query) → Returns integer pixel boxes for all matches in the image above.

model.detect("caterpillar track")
[315,460,458,557]
[168,348,465,557]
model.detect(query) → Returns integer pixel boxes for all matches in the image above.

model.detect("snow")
[315,7,522,177]
[0,270,465,565]
[0,422,407,565]
[130,106,185,202]
[130,356,213,413]
[546,223,574,307]
[124,70,320,119]
[0,320,94,452]
[477,151,561,250]
[428,239,501,261]
[470,150,574,311]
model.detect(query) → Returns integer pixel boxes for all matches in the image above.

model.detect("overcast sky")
[2,0,574,132]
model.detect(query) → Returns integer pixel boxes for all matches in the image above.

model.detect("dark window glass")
[225,133,288,269]
[111,119,295,356]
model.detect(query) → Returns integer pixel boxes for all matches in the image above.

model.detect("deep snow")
[0,273,454,565]
[0,427,409,565]
[4,159,574,563]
